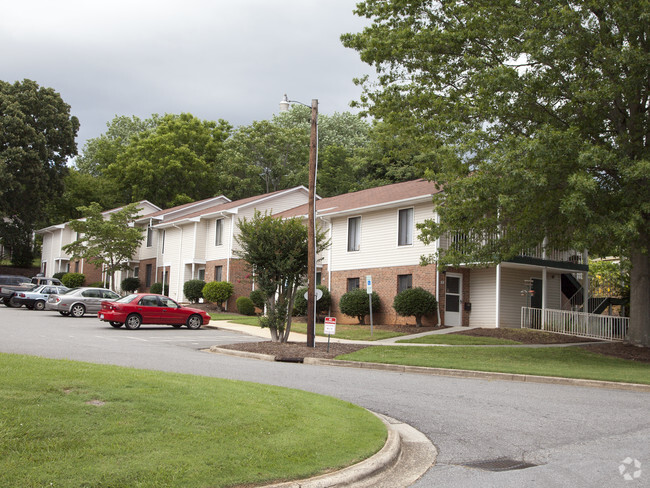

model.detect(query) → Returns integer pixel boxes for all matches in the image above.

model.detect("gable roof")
[276,179,441,219]
[155,186,310,227]
[134,195,231,224]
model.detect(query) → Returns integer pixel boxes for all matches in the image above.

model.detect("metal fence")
[521,307,628,341]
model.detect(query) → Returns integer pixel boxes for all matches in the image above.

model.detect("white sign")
[324,317,336,335]
[366,275,372,294]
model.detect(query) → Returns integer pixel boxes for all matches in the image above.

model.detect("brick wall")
[329,264,439,326]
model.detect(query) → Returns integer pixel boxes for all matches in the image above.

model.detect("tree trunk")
[627,248,649,347]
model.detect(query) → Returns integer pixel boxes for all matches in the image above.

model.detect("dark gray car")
[45,287,120,317]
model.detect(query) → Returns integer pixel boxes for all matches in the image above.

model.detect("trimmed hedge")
[183,279,206,303]
[293,285,331,316]
[202,281,234,308]
[339,288,380,324]
[150,282,169,295]
[249,289,265,310]
[61,272,85,288]
[121,277,141,293]
[392,287,437,327]
[236,296,256,316]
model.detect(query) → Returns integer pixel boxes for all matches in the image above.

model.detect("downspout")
[435,211,441,326]
[495,264,501,328]
[583,249,589,312]
[542,237,548,329]
[172,224,183,301]
[226,214,235,311]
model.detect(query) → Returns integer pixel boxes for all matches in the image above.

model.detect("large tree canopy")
[0,79,79,266]
[343,0,649,345]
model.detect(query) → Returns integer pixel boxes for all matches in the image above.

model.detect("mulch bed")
[219,341,369,360]
[447,327,600,344]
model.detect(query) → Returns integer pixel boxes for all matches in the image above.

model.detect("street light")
[279,94,318,347]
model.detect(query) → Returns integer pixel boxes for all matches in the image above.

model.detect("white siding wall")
[204,216,234,261]
[328,203,436,272]
[469,267,497,327]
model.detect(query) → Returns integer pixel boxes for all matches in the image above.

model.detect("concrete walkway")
[206,320,600,348]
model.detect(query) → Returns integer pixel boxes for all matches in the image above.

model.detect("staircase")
[561,273,623,314]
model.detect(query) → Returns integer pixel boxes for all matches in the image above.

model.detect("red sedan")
[99,293,210,330]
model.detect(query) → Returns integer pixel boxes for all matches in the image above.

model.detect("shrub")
[150,282,169,295]
[393,287,437,327]
[202,281,234,309]
[293,285,331,316]
[249,289,265,310]
[61,272,85,288]
[339,288,380,324]
[183,279,206,303]
[121,277,141,293]
[236,296,256,316]
[53,272,67,281]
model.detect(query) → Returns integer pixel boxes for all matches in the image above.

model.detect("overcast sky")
[2,0,373,150]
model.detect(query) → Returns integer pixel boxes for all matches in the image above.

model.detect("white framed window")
[398,208,413,246]
[146,224,153,247]
[133,266,139,278]
[347,216,361,252]
[198,268,205,281]
[160,229,166,254]
[215,219,224,246]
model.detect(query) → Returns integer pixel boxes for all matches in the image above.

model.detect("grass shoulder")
[0,353,386,488]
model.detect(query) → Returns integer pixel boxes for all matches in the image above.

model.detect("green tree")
[393,287,437,327]
[339,288,380,325]
[343,0,650,346]
[0,79,79,266]
[202,281,234,310]
[62,203,145,291]
[105,113,232,207]
[235,211,329,343]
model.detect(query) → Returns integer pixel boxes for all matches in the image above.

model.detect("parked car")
[46,287,120,317]
[0,275,36,307]
[99,293,210,330]
[13,285,70,310]
[31,275,63,286]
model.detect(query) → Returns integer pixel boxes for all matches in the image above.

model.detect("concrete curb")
[208,347,650,393]
[261,412,428,488]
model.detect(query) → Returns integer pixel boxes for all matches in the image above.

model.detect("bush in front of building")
[183,279,206,303]
[236,296,256,316]
[88,281,106,288]
[339,288,380,324]
[293,285,331,316]
[61,272,85,288]
[249,289,265,310]
[202,281,234,310]
[53,272,67,281]
[121,277,141,293]
[150,282,169,295]
[392,287,437,327]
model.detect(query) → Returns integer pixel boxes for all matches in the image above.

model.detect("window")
[145,264,152,288]
[398,208,413,246]
[146,225,153,247]
[347,217,361,252]
[316,272,322,286]
[215,219,224,246]
[347,277,359,291]
[133,266,139,278]
[398,274,412,293]
[160,230,166,254]
[198,268,205,281]
[214,265,223,282]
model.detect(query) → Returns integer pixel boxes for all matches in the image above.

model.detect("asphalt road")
[1,306,648,487]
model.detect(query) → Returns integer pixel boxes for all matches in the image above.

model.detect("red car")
[99,293,210,330]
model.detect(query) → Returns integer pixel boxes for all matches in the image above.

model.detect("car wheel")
[125,314,142,330]
[34,300,46,311]
[171,324,182,329]
[8,296,21,308]
[109,321,123,328]
[186,314,203,329]
[70,303,86,318]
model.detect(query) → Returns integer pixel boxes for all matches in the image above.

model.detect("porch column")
[542,267,547,329]
[495,264,501,328]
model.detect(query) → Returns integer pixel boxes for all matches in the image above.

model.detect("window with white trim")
[347,216,361,252]
[146,224,153,247]
[215,219,224,246]
[398,208,413,246]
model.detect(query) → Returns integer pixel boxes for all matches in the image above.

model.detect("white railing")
[521,307,628,341]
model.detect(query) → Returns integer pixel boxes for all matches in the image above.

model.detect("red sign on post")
[324,317,336,335]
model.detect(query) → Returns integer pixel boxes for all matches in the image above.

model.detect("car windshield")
[115,294,139,303]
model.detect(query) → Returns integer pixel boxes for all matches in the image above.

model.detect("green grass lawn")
[336,346,650,384]
[210,313,404,341]
[0,354,386,488]
[398,335,521,345]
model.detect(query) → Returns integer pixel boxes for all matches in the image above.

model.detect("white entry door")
[445,274,462,326]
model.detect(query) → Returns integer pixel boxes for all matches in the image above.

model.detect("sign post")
[324,317,336,352]
[366,275,373,337]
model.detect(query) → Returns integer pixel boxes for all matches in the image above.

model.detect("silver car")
[46,287,120,317]
[13,285,70,310]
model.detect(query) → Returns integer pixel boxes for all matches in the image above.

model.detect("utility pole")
[307,99,318,348]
